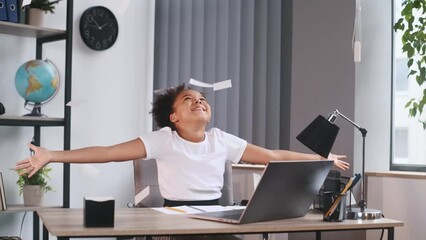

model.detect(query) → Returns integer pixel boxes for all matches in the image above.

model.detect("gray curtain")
[153,0,291,149]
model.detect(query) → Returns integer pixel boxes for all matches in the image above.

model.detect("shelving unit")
[0,1,73,240]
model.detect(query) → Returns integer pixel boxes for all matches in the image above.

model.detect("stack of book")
[0,0,28,24]
[0,172,7,211]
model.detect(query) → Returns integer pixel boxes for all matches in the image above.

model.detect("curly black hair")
[150,83,187,130]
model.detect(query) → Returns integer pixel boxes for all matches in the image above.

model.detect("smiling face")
[170,89,212,128]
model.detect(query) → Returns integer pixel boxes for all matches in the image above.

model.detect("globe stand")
[24,102,47,117]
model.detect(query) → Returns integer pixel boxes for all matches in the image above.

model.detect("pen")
[348,173,361,191]
[324,176,354,219]
[165,206,186,213]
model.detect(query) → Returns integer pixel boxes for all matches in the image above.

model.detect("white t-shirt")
[139,127,247,201]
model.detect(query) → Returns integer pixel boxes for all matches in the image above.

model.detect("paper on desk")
[189,78,232,91]
[192,205,245,212]
[152,205,246,215]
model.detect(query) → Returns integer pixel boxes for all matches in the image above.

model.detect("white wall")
[367,175,426,240]
[354,0,392,173]
[0,0,155,239]
[290,0,356,172]
[290,0,360,239]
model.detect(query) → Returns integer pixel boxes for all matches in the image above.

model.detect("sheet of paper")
[190,205,245,212]
[189,78,232,91]
[154,78,232,95]
[151,206,201,215]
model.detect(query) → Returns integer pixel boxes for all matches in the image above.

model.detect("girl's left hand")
[328,153,350,171]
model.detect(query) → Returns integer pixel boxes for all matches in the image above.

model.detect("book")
[5,0,18,23]
[0,172,7,211]
[0,0,8,21]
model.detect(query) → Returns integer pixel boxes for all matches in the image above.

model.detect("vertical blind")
[153,0,289,149]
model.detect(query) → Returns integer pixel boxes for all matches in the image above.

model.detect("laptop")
[189,160,333,224]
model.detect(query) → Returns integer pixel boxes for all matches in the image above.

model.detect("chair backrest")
[133,159,234,207]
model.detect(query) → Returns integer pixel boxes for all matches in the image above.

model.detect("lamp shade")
[296,115,339,158]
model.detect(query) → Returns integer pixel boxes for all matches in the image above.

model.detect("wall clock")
[79,6,119,51]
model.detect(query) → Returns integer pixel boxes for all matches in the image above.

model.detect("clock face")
[79,6,119,51]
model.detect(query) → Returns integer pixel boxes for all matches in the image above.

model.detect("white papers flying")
[154,78,232,95]
[189,78,232,91]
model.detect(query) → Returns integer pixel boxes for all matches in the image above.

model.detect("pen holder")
[323,191,347,222]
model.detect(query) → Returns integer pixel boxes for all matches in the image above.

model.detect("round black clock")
[79,6,119,51]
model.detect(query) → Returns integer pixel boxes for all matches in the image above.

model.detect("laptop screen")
[239,160,333,223]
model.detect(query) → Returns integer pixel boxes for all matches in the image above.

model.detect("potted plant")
[28,0,61,13]
[394,0,426,129]
[16,166,53,206]
[27,0,62,26]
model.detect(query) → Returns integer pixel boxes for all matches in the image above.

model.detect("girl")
[16,83,348,206]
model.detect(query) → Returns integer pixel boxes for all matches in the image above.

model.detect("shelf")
[1,2,72,240]
[0,115,64,127]
[0,21,66,39]
[1,204,61,213]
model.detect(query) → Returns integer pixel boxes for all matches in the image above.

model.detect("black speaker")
[84,197,115,227]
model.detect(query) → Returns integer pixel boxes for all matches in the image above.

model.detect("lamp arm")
[330,109,367,137]
[329,109,368,210]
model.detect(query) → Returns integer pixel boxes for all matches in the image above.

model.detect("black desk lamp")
[297,109,382,220]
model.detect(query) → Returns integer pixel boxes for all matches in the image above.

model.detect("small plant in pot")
[29,0,62,13]
[16,166,53,206]
[27,0,62,26]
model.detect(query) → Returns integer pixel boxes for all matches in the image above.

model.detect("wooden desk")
[37,208,403,240]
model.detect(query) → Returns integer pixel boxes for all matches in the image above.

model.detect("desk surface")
[37,208,403,238]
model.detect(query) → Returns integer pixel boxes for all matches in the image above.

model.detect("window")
[391,0,426,171]
[394,128,408,163]
[394,59,408,92]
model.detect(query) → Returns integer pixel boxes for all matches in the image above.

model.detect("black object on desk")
[84,197,115,227]
[323,191,347,222]
[0,103,5,115]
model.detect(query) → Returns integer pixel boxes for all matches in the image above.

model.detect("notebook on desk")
[189,160,333,224]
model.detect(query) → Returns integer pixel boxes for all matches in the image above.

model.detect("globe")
[15,59,60,116]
